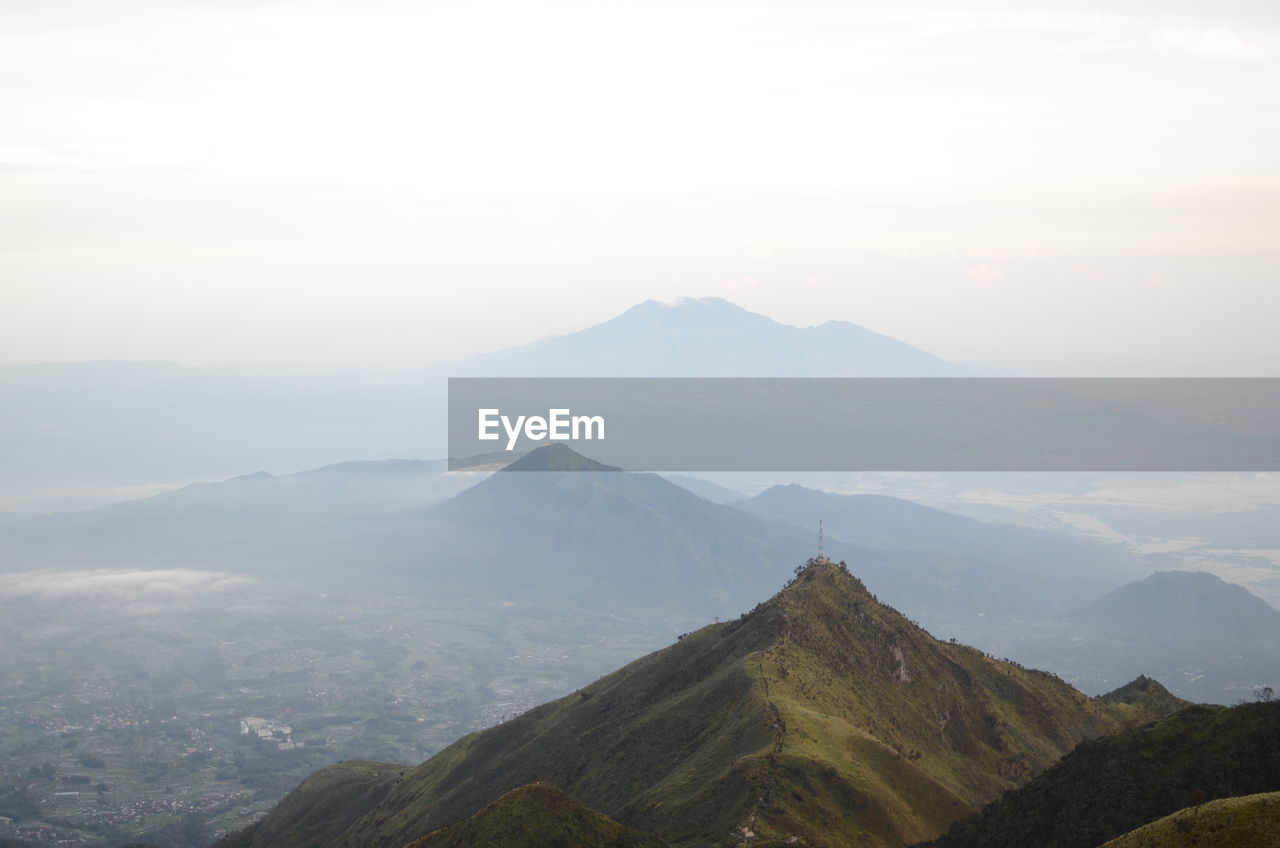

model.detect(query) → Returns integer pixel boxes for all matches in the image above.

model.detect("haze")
[3,0,1279,374]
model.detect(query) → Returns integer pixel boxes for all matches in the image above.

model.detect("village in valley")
[0,584,673,846]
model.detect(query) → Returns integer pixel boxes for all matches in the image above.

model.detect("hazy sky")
[3,0,1278,374]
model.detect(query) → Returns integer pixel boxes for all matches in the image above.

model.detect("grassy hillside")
[287,560,1183,848]
[925,700,1280,848]
[217,760,403,848]
[404,783,671,848]
[716,563,1176,848]
[1100,792,1280,848]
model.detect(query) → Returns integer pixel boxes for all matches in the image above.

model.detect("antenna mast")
[818,519,825,561]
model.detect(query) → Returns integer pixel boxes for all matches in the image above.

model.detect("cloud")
[1157,26,1280,63]
[965,264,1006,288]
[0,568,255,601]
[2,1,1278,373]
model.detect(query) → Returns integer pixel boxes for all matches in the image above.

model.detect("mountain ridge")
[446,297,966,378]
[225,560,1186,848]
[1100,791,1280,848]
[924,700,1280,848]
[1065,570,1280,639]
[2,296,963,510]
[0,447,1148,667]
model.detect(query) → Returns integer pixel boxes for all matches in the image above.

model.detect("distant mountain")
[0,361,444,510]
[404,784,671,848]
[660,474,748,504]
[1,299,963,510]
[502,442,620,472]
[426,449,812,612]
[732,484,1148,584]
[228,561,1183,848]
[1100,791,1280,848]
[1008,571,1280,703]
[0,459,474,573]
[448,297,966,377]
[422,447,1112,624]
[1065,570,1280,643]
[926,700,1280,848]
[0,445,1118,635]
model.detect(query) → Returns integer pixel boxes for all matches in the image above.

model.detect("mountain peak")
[733,558,874,634]
[610,296,783,331]
[449,297,963,377]
[1099,675,1185,714]
[317,553,1185,848]
[634,296,740,311]
[774,557,872,604]
[1068,569,1280,640]
[500,443,620,472]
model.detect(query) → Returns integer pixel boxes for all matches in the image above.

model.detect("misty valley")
[0,572,675,846]
[6,0,1279,831]
[2,300,1279,847]
[1,444,1279,847]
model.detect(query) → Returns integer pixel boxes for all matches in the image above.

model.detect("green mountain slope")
[404,783,671,848]
[216,761,403,848]
[924,700,1280,848]
[1100,791,1280,848]
[268,560,1183,848]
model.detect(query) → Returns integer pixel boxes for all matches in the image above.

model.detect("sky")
[3,0,1279,374]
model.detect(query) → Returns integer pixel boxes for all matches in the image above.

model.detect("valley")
[0,580,679,846]
[3,446,1278,845]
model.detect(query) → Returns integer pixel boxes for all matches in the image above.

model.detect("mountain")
[1,300,961,511]
[216,761,404,848]
[228,560,1184,848]
[0,445,1120,635]
[732,484,1148,584]
[925,700,1280,848]
[1009,571,1280,703]
[1065,570,1280,643]
[404,784,671,848]
[0,442,813,613]
[424,452,811,613]
[0,459,474,573]
[448,297,966,377]
[0,361,444,512]
[1100,791,1280,848]
[502,443,620,472]
[422,447,1113,624]
[661,474,749,504]
[1094,674,1190,716]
